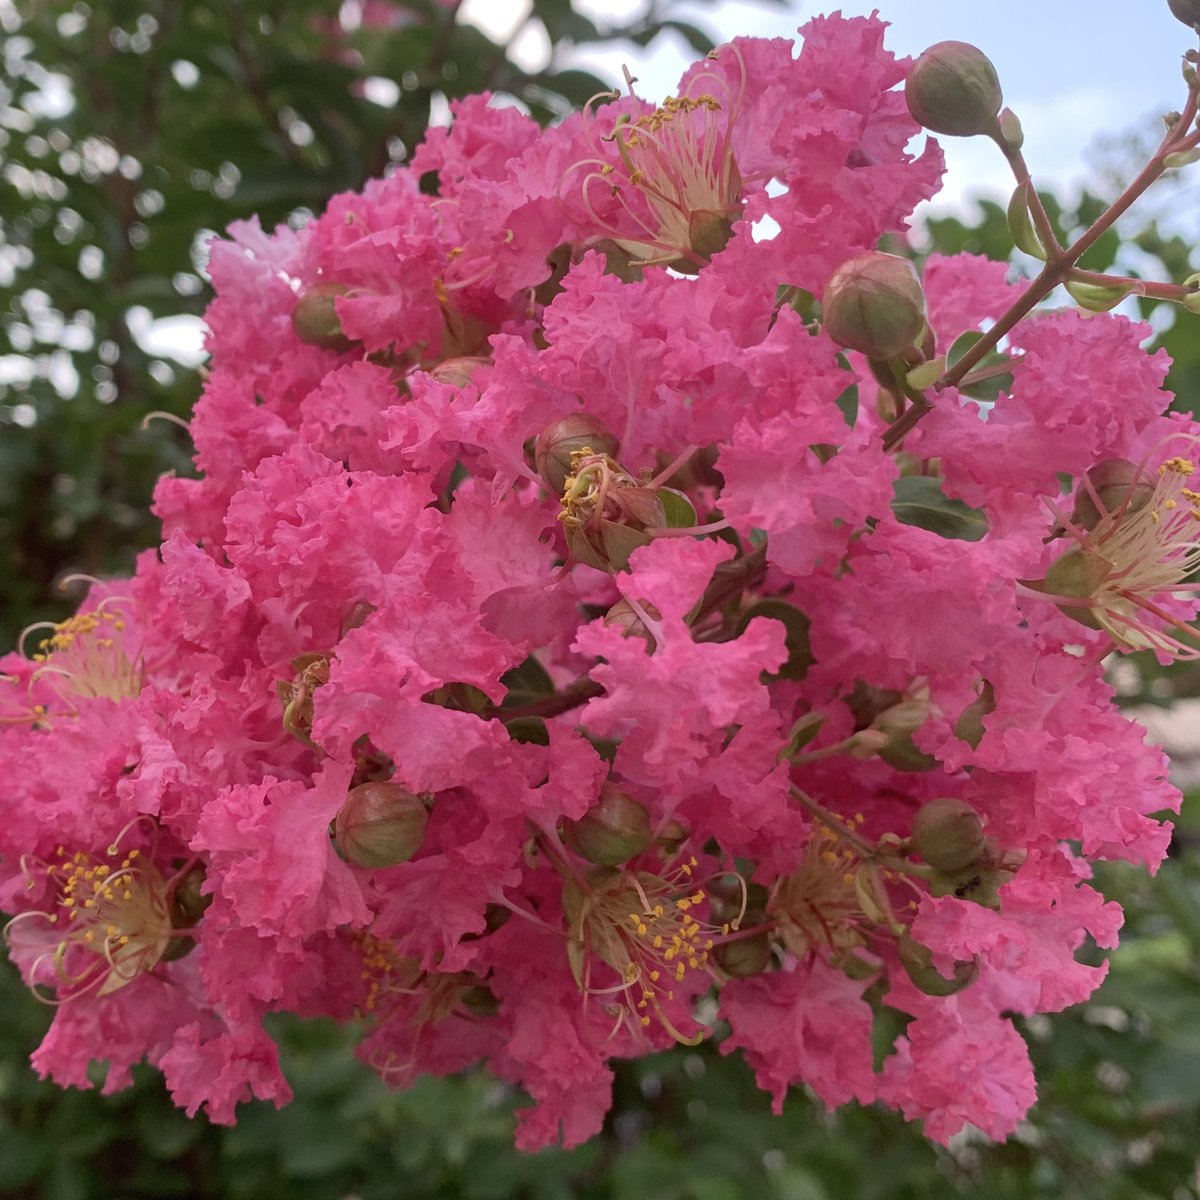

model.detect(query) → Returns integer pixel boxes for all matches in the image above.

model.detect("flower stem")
[883,64,1200,451]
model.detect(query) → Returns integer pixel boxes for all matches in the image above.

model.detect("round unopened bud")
[927,862,1006,909]
[534,413,620,493]
[687,208,736,261]
[896,933,978,996]
[911,797,986,872]
[1169,0,1200,28]
[565,783,653,866]
[822,252,927,360]
[1071,459,1154,531]
[292,282,353,349]
[603,598,661,647]
[713,933,772,978]
[334,782,429,868]
[428,356,490,388]
[1043,546,1109,597]
[905,41,1003,137]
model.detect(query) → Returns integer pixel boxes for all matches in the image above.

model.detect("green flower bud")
[1038,546,1109,630]
[822,252,927,360]
[534,413,620,493]
[688,207,737,261]
[428,356,490,388]
[162,864,211,963]
[911,797,986,872]
[334,782,429,868]
[713,933,773,978]
[1169,0,1200,27]
[565,783,653,866]
[927,860,1006,908]
[292,282,353,349]
[896,933,978,996]
[905,41,1003,137]
[603,598,660,648]
[1071,459,1154,531]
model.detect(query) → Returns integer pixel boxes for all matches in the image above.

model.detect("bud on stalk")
[534,413,620,493]
[334,782,429,868]
[905,41,1004,137]
[911,797,986,872]
[1071,459,1154,531]
[822,252,927,360]
[565,783,653,866]
[292,282,353,349]
[1169,0,1200,28]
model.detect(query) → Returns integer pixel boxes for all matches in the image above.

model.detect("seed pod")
[534,414,620,493]
[911,797,986,872]
[428,356,490,388]
[334,782,429,868]
[896,933,979,996]
[292,282,353,349]
[1039,546,1109,630]
[565,784,653,866]
[822,252,927,360]
[1071,459,1154,531]
[905,41,1003,137]
[713,933,773,978]
[603,598,660,648]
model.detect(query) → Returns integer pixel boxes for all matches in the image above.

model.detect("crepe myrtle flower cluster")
[4,10,1200,1150]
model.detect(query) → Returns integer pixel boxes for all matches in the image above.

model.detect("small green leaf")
[735,598,814,681]
[658,487,697,528]
[946,329,985,371]
[1006,179,1046,260]
[904,357,944,391]
[499,655,555,707]
[891,476,988,541]
[1065,277,1135,313]
[835,382,859,427]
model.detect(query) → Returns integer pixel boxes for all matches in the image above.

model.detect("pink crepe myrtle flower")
[2,8,1195,1152]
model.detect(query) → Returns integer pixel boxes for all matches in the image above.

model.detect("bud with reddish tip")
[292,282,353,349]
[1170,0,1200,27]
[334,782,429,868]
[822,252,927,360]
[911,797,986,872]
[1071,459,1154,531]
[565,783,653,866]
[534,413,620,493]
[905,41,1003,137]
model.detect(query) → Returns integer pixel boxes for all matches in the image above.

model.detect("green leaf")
[1065,277,1135,313]
[891,476,988,541]
[1006,179,1046,260]
[735,599,814,682]
[499,655,555,707]
[835,382,858,427]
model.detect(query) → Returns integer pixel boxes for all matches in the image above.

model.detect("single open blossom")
[575,47,745,270]
[1032,439,1200,658]
[5,839,172,1003]
[1,8,1195,1155]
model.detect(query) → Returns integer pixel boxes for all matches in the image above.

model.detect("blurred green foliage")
[3,2,1200,1197]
